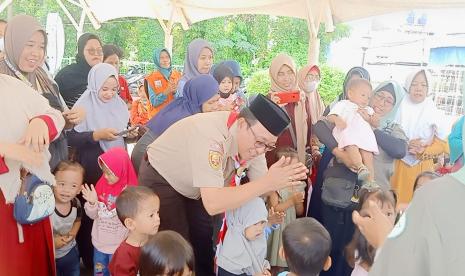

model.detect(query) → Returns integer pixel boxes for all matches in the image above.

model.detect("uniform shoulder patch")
[208,141,224,171]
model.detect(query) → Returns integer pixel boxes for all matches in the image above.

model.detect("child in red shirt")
[109,186,160,276]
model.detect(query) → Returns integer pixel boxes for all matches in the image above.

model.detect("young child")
[267,147,306,274]
[327,78,378,186]
[217,197,271,276]
[345,188,397,276]
[81,147,138,276]
[213,63,244,111]
[278,217,332,276]
[413,171,440,193]
[139,230,195,276]
[52,161,85,276]
[109,186,160,276]
[130,80,150,126]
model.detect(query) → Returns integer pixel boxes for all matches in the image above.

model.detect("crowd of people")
[0,13,464,276]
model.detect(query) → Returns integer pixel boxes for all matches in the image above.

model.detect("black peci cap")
[248,94,290,136]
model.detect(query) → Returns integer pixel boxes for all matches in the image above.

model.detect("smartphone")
[276,91,300,104]
[116,126,139,137]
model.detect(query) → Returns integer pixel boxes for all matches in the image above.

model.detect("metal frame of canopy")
[3,0,465,64]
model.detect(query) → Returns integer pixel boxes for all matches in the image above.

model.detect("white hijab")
[0,75,64,203]
[395,69,449,165]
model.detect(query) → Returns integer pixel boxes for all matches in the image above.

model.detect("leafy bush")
[246,69,270,95]
[318,64,346,105]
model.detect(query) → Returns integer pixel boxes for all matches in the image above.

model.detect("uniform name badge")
[155,80,162,88]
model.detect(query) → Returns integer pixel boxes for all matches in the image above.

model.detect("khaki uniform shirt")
[147,111,268,199]
[370,174,465,276]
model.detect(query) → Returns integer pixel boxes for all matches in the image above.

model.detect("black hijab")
[55,33,102,108]
[341,66,371,100]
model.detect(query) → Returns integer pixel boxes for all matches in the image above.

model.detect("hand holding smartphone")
[116,126,139,137]
[275,91,300,104]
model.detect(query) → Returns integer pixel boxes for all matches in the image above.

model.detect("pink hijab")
[298,65,325,125]
[95,147,138,210]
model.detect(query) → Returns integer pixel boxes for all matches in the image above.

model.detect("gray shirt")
[370,175,465,275]
[51,198,82,258]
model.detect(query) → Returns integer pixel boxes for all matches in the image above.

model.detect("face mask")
[306,80,319,93]
[0,38,4,52]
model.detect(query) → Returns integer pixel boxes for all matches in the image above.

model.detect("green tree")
[318,64,346,104]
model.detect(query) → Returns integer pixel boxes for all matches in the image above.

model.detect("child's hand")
[369,113,381,128]
[268,207,285,225]
[54,235,68,249]
[292,191,305,205]
[335,118,347,130]
[62,234,74,244]
[82,184,98,205]
[358,108,371,123]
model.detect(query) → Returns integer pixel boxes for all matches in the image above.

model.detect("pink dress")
[329,100,378,154]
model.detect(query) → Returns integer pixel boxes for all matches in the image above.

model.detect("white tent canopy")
[84,0,465,64]
[3,0,465,63]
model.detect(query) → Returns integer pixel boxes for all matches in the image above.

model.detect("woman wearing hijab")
[103,44,133,105]
[308,80,407,276]
[175,39,214,98]
[131,75,221,172]
[267,54,312,176]
[67,63,130,269]
[0,74,65,276]
[310,67,372,222]
[0,15,85,170]
[391,69,450,204]
[297,64,326,184]
[55,33,103,108]
[298,65,325,125]
[145,48,182,118]
[69,62,130,185]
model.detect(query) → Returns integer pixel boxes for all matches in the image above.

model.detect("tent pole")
[305,0,320,64]
[0,0,13,16]
[164,21,174,53]
[308,36,320,65]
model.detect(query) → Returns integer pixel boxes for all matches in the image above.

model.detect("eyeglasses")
[374,93,395,106]
[86,48,103,56]
[247,124,276,152]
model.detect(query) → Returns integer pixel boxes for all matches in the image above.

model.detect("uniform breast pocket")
[154,80,162,88]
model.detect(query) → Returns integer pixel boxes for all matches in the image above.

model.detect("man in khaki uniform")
[139,95,308,276]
